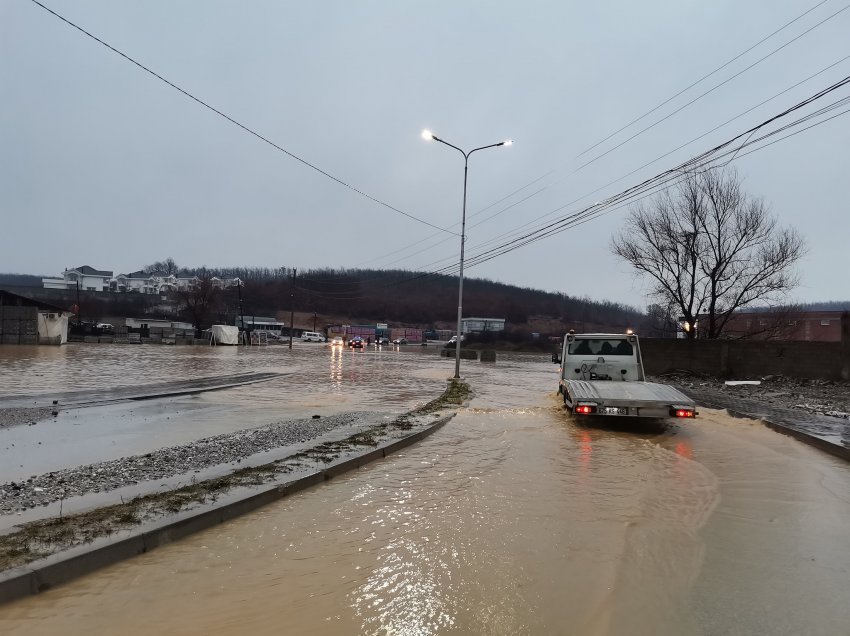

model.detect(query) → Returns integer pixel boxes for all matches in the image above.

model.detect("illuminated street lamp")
[421,129,512,379]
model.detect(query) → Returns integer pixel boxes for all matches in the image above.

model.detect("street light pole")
[422,130,512,379]
[289,268,296,350]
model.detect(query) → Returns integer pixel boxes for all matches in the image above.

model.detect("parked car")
[301,331,324,342]
[447,335,465,344]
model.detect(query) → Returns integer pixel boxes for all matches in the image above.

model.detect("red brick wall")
[718,311,844,342]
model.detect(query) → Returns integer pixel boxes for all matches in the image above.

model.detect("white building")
[44,266,241,295]
[124,317,194,330]
[460,317,506,334]
[236,316,284,335]
[113,270,165,294]
[42,265,113,292]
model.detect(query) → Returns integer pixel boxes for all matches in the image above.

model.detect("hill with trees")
[183,266,645,336]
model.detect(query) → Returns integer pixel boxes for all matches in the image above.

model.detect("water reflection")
[329,345,343,390]
[2,352,850,635]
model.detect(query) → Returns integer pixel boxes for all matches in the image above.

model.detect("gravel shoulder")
[0,412,385,515]
[0,408,55,430]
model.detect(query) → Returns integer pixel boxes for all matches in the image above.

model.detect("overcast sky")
[1,1,847,308]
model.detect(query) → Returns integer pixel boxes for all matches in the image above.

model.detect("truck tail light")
[575,404,597,415]
[670,407,696,418]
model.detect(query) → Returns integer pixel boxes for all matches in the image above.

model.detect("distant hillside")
[0,273,44,288]
[1,268,646,335]
[232,268,645,334]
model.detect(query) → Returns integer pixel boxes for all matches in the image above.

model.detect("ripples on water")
[2,348,850,635]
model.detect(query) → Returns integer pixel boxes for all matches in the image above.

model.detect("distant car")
[349,336,364,348]
[392,337,408,345]
[301,331,324,342]
[448,335,465,344]
[331,336,344,346]
[96,323,114,331]
[375,337,389,345]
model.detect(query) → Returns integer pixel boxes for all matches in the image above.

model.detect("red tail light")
[575,405,596,415]
[671,408,696,418]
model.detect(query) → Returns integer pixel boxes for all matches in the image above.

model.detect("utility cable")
[577,0,833,157]
[349,4,845,270]
[576,3,850,172]
[425,60,850,272]
[428,76,850,276]
[411,0,844,260]
[28,0,456,235]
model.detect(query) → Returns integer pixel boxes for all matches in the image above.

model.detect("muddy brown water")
[1,345,850,634]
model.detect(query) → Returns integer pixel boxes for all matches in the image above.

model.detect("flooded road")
[2,346,850,634]
[0,343,449,484]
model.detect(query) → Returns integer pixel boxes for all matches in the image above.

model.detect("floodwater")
[0,343,449,483]
[2,345,850,635]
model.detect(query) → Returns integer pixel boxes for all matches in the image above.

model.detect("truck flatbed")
[562,379,695,418]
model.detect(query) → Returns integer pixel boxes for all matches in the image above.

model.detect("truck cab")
[557,332,645,386]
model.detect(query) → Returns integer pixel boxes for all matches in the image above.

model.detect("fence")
[0,305,38,345]
[640,337,850,381]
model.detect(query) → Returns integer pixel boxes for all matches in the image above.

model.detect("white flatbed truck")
[554,332,697,420]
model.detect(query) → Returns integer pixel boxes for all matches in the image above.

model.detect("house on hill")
[43,266,241,295]
[42,265,113,292]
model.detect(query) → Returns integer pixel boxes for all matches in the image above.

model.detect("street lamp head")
[421,129,434,141]
[503,139,513,146]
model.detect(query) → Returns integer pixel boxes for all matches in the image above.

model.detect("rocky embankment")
[657,373,850,420]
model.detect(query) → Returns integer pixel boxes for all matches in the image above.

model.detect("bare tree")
[611,168,806,339]
[145,257,179,276]
[179,268,219,333]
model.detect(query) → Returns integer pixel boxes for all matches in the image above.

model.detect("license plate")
[602,407,628,415]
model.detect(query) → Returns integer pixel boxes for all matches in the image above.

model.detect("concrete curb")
[0,413,455,604]
[694,397,850,463]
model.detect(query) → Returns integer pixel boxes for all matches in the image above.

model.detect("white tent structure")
[209,324,239,346]
[38,312,69,345]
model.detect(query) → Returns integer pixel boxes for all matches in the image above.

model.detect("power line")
[373,73,850,289]
[576,3,850,172]
[431,75,850,276]
[27,0,456,236]
[439,55,850,269]
[577,0,834,157]
[403,0,846,263]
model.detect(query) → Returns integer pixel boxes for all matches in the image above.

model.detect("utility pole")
[289,268,296,349]
[237,281,246,345]
[313,311,317,332]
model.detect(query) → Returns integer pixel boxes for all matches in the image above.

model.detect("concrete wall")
[641,337,850,381]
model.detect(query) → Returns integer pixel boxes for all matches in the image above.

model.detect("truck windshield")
[568,339,633,356]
